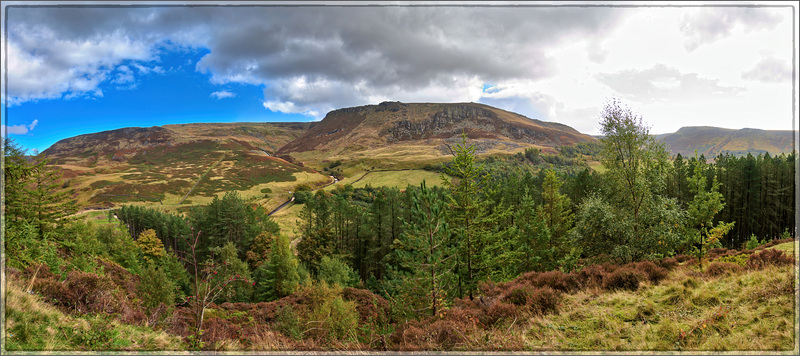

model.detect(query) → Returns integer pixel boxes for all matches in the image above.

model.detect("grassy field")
[269,203,305,241]
[587,160,607,173]
[326,169,446,191]
[770,241,796,255]
[521,264,795,351]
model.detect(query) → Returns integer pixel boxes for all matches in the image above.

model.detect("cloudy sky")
[2,1,796,153]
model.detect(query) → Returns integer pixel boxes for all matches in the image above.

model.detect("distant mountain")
[41,122,327,209]
[43,122,313,165]
[277,101,596,166]
[656,126,796,158]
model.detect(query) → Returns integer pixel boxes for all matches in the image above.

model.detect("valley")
[5,101,796,353]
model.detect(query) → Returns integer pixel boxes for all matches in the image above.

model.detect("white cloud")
[680,7,784,51]
[210,90,236,100]
[5,24,154,104]
[4,5,795,136]
[3,120,39,135]
[742,56,792,83]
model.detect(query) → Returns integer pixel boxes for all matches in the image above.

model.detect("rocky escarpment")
[278,101,596,156]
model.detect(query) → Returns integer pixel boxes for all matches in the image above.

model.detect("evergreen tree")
[385,181,454,316]
[15,152,78,238]
[511,190,553,273]
[441,134,499,299]
[538,169,573,253]
[254,234,301,301]
[686,153,734,270]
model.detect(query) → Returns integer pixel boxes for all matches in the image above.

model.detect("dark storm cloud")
[6,5,626,114]
[679,7,784,51]
[597,64,744,103]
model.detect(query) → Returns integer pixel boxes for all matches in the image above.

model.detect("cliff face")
[278,101,596,155]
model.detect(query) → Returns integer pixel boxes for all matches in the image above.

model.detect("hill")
[277,101,597,168]
[41,122,329,210]
[656,126,796,157]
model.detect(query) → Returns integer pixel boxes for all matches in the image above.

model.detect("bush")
[602,268,644,291]
[576,264,607,290]
[528,286,561,315]
[634,261,668,284]
[706,247,728,259]
[502,285,561,315]
[138,263,176,319]
[427,320,466,350]
[528,270,579,293]
[714,252,749,267]
[317,256,358,288]
[705,262,743,277]
[274,305,302,340]
[674,254,691,263]
[306,295,359,342]
[654,257,678,270]
[745,234,767,250]
[486,302,518,325]
[746,249,794,270]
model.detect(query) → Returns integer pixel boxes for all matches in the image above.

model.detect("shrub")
[428,320,466,350]
[714,253,749,267]
[503,285,533,306]
[502,285,561,315]
[746,249,794,270]
[705,262,743,277]
[745,234,766,250]
[306,295,359,342]
[138,263,176,320]
[634,261,669,284]
[654,257,678,270]
[674,254,691,263]
[602,268,644,291]
[528,286,561,315]
[576,264,607,290]
[274,305,302,340]
[706,247,729,259]
[529,270,579,293]
[341,287,390,325]
[486,302,518,325]
[317,256,358,288]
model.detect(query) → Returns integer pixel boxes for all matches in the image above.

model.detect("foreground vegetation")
[4,240,795,351]
[3,99,796,352]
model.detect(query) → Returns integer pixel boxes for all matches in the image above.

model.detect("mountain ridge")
[656,126,795,157]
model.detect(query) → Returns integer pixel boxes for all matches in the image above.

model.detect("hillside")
[277,101,597,168]
[40,122,328,210]
[657,126,796,157]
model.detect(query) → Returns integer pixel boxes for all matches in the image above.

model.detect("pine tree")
[254,234,301,301]
[441,134,498,299]
[686,152,734,270]
[538,169,573,253]
[23,154,78,238]
[386,181,454,316]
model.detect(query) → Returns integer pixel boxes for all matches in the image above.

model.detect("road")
[266,175,338,216]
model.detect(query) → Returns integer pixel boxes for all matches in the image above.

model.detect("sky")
[1,1,797,153]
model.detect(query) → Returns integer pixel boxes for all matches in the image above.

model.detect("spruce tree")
[23,153,78,238]
[441,134,498,299]
[385,181,454,316]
